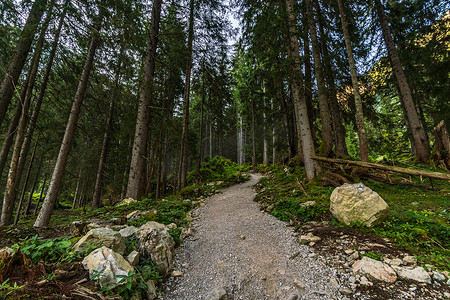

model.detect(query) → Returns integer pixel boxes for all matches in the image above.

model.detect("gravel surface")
[161,174,344,299]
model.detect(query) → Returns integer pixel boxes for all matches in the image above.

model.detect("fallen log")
[311,156,450,181]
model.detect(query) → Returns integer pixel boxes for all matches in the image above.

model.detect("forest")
[0,0,449,299]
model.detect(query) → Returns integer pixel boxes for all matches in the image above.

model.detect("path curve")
[161,174,342,299]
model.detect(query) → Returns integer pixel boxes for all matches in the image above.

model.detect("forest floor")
[161,174,449,300]
[1,157,449,299]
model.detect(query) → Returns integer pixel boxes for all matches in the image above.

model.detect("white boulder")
[73,228,126,255]
[392,266,432,284]
[82,246,134,289]
[330,183,389,227]
[352,256,397,283]
[136,221,175,275]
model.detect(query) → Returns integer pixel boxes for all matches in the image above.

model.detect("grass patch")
[255,163,450,270]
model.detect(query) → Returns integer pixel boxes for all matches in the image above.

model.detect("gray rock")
[348,251,359,262]
[433,271,446,281]
[339,287,353,295]
[82,246,133,289]
[136,221,175,275]
[119,226,139,239]
[206,287,229,300]
[167,223,177,230]
[117,198,138,206]
[388,258,403,267]
[392,266,432,284]
[299,233,321,243]
[126,251,140,266]
[300,201,316,207]
[0,247,13,259]
[73,228,126,254]
[402,255,417,266]
[330,183,389,227]
[352,257,397,283]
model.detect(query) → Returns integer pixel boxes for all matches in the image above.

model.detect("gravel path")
[161,174,343,300]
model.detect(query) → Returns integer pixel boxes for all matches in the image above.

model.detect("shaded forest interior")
[0,0,448,227]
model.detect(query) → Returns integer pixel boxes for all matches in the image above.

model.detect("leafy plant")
[12,236,73,264]
[0,279,24,299]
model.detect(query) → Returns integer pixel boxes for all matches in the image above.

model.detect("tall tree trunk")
[0,102,22,178]
[12,0,67,201]
[197,72,205,173]
[126,0,163,199]
[314,0,348,157]
[279,85,296,158]
[0,0,48,127]
[178,0,195,190]
[34,10,103,227]
[237,111,244,165]
[91,89,115,209]
[271,99,276,164]
[24,159,41,215]
[251,97,257,167]
[284,0,320,180]
[302,19,315,142]
[0,5,53,225]
[337,0,369,162]
[374,0,430,162]
[263,97,269,165]
[13,141,38,225]
[304,0,333,157]
[34,174,46,215]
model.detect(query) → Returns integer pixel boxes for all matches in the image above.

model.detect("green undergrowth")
[16,156,250,230]
[255,163,450,270]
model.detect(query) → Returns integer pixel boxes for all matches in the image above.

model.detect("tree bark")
[126,0,162,199]
[336,0,369,162]
[374,0,430,162]
[305,0,333,157]
[284,0,321,180]
[178,0,195,190]
[0,0,48,127]
[34,10,103,227]
[314,0,348,157]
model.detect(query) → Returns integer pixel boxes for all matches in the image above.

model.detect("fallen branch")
[296,177,308,195]
[311,156,450,181]
[366,174,441,191]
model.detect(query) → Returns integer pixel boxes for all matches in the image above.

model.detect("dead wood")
[311,156,450,181]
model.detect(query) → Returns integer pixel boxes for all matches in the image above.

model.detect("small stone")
[0,247,13,260]
[352,257,397,283]
[349,276,356,283]
[300,201,316,207]
[167,223,177,230]
[206,287,228,300]
[329,278,339,288]
[344,249,354,255]
[181,263,190,268]
[240,235,246,240]
[360,276,372,286]
[293,279,305,289]
[403,255,417,266]
[126,251,140,266]
[288,294,298,300]
[348,251,359,262]
[389,258,403,267]
[433,271,446,281]
[308,242,315,247]
[339,287,353,296]
[299,233,321,243]
[171,270,183,277]
[393,266,431,284]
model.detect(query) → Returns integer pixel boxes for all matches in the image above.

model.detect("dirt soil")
[161,174,449,300]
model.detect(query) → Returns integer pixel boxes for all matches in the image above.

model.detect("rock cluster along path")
[162,175,343,299]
